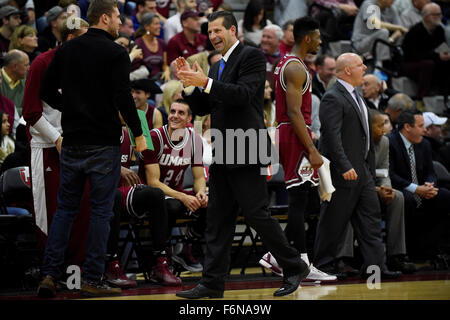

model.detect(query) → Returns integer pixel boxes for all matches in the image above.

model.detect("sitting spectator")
[9,25,40,63]
[158,79,183,125]
[119,14,135,38]
[37,6,67,53]
[352,0,407,68]
[114,32,147,80]
[132,0,167,32]
[0,109,14,167]
[133,13,170,82]
[1,49,29,117]
[385,93,414,128]
[279,20,294,56]
[311,0,358,44]
[401,3,450,105]
[260,24,282,87]
[164,0,197,43]
[0,71,18,138]
[263,79,275,128]
[139,99,207,273]
[388,110,450,259]
[400,0,430,30]
[312,54,336,100]
[130,78,163,129]
[382,112,394,134]
[273,0,307,33]
[167,9,206,65]
[361,74,393,111]
[238,0,272,47]
[0,5,21,56]
[423,111,450,171]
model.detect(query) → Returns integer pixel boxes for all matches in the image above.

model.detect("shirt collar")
[1,68,20,89]
[399,131,413,151]
[222,40,239,62]
[337,78,355,94]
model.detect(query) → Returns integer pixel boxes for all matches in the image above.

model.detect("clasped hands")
[175,57,209,88]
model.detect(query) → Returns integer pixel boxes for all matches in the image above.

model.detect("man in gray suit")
[337,109,416,274]
[313,53,400,279]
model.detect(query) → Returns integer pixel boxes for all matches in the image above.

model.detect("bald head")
[422,3,442,29]
[336,53,367,87]
[3,49,30,81]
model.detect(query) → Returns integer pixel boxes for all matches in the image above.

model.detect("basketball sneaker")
[104,260,137,289]
[172,244,203,273]
[259,252,283,276]
[304,264,338,282]
[151,257,182,286]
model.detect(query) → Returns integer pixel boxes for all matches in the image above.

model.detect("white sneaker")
[259,252,283,276]
[305,264,337,282]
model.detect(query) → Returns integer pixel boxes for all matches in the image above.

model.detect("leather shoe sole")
[176,284,224,299]
[274,261,310,297]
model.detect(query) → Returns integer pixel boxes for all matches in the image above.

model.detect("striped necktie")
[408,145,422,207]
[218,58,226,80]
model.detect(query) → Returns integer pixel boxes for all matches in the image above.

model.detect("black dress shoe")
[335,258,359,277]
[387,255,417,274]
[274,261,310,297]
[381,270,402,279]
[176,284,223,299]
[361,269,402,280]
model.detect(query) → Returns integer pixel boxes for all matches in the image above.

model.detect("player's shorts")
[276,123,319,189]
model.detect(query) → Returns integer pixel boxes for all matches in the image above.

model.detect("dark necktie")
[408,145,422,207]
[218,58,226,80]
[353,89,370,157]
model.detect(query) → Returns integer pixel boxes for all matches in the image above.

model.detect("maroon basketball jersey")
[273,54,312,125]
[120,127,133,169]
[139,125,203,192]
[145,104,156,130]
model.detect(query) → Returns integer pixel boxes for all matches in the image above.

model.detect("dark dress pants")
[200,164,302,291]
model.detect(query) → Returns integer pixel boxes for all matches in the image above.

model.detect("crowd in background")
[0,0,449,291]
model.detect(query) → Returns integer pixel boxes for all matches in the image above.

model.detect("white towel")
[318,156,335,202]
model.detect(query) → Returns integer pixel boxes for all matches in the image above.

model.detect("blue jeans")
[42,145,121,282]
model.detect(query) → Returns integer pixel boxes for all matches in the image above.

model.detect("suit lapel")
[336,82,368,137]
[394,130,413,177]
[218,43,243,81]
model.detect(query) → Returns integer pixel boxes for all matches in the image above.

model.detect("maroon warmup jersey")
[139,125,204,192]
[273,54,319,188]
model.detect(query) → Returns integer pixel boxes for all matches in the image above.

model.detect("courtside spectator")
[0,5,21,56]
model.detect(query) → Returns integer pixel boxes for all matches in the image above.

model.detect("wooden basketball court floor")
[1,267,449,301]
[90,268,450,301]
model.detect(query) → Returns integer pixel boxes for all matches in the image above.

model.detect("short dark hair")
[207,10,238,36]
[87,0,119,26]
[207,50,221,66]
[293,16,320,44]
[315,54,334,67]
[398,110,422,130]
[172,99,192,116]
[282,20,294,31]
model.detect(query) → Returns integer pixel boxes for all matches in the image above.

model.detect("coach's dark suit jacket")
[183,42,270,167]
[388,129,437,190]
[319,81,376,187]
[314,80,384,269]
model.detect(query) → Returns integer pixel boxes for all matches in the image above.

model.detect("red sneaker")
[151,257,182,286]
[104,260,137,289]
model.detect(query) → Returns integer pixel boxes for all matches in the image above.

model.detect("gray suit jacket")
[374,135,391,187]
[319,80,375,188]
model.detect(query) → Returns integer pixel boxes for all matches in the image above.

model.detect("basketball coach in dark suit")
[173,11,309,299]
[313,53,400,279]
[388,110,450,257]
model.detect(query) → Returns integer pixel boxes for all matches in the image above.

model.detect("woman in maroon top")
[133,13,170,82]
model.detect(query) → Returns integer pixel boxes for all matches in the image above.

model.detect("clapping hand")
[176,57,208,87]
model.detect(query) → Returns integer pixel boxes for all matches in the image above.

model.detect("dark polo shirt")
[167,31,207,64]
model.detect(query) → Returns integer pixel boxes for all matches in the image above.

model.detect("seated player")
[139,99,207,273]
[105,116,182,287]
